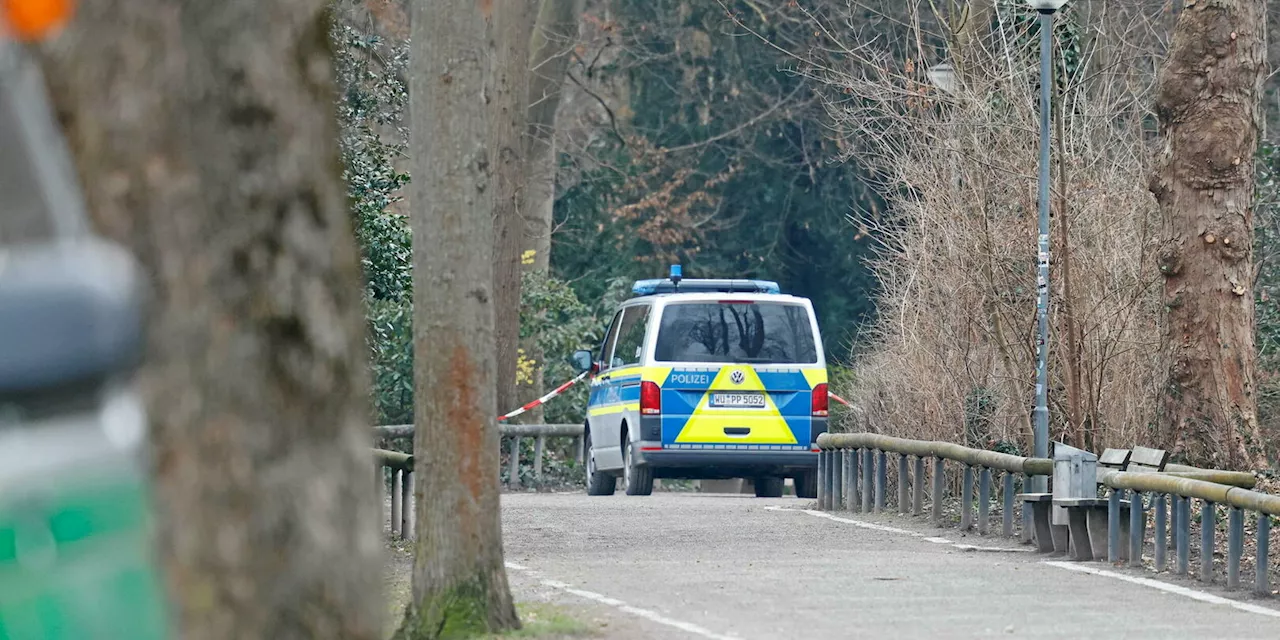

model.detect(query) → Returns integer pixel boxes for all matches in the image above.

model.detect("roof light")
[630,278,781,296]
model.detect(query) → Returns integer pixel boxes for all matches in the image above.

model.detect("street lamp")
[1027,0,1065,491]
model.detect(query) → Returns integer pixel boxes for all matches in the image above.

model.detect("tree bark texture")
[490,0,537,418]
[1151,0,1267,470]
[401,0,520,637]
[36,2,382,638]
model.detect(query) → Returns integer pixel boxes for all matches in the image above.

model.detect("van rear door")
[651,300,822,448]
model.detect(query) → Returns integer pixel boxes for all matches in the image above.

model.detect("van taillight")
[641,381,661,415]
[811,383,829,417]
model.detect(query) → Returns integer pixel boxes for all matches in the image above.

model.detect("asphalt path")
[500,492,1280,639]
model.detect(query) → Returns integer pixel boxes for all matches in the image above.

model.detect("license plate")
[710,392,766,408]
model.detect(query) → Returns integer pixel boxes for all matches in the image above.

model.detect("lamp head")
[1025,0,1067,11]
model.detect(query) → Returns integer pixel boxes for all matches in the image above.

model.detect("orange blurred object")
[2,0,74,41]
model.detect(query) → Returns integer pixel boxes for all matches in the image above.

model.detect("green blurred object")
[0,465,167,640]
[1,37,169,639]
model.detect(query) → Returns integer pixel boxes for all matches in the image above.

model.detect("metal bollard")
[844,447,858,511]
[534,435,546,480]
[862,448,873,513]
[977,467,991,535]
[874,450,886,513]
[913,456,925,516]
[401,470,414,540]
[828,450,839,509]
[829,450,839,509]
[391,469,402,537]
[1129,491,1144,566]
[1176,496,1190,575]
[1155,493,1168,572]
[1108,489,1122,563]
[508,436,522,489]
[961,465,974,531]
[1227,507,1243,590]
[375,464,384,531]
[1021,474,1034,544]
[1201,500,1215,583]
[1171,494,1181,559]
[1002,472,1015,537]
[817,449,828,509]
[898,454,909,515]
[1257,515,1271,596]
[932,458,945,525]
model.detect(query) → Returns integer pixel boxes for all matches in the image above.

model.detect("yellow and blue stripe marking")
[587,365,826,448]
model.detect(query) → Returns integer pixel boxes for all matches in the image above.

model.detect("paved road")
[501,492,1279,639]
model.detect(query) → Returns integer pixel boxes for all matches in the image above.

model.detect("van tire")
[622,439,653,496]
[754,477,784,498]
[794,471,818,499]
[585,428,615,496]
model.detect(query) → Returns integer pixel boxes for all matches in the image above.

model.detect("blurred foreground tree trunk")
[1151,0,1268,469]
[36,1,383,638]
[398,0,521,637]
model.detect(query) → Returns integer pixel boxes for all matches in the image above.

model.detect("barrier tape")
[829,391,852,407]
[497,370,590,422]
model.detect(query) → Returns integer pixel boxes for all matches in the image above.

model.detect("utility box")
[1052,442,1097,526]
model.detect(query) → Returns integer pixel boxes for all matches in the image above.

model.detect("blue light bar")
[631,278,781,297]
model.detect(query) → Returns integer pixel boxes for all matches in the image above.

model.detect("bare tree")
[1151,0,1268,469]
[398,0,521,636]
[796,1,1169,453]
[36,1,382,637]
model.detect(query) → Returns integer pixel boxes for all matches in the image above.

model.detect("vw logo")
[730,370,745,385]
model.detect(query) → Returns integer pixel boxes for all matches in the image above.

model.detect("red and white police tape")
[497,370,591,422]
[496,369,851,421]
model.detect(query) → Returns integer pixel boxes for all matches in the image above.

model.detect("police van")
[571,266,827,498]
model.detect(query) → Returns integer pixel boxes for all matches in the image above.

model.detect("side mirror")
[0,238,146,399]
[570,349,594,373]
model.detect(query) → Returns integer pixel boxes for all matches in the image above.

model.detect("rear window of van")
[653,302,818,364]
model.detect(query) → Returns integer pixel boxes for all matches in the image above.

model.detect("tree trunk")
[1151,0,1267,470]
[399,0,520,636]
[517,0,583,423]
[523,0,582,270]
[36,2,382,638]
[490,0,537,418]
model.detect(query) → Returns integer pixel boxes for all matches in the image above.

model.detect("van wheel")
[793,471,818,499]
[622,439,653,496]
[754,477,784,498]
[585,429,615,496]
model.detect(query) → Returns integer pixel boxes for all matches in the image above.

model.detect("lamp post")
[1027,0,1065,491]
